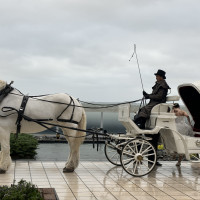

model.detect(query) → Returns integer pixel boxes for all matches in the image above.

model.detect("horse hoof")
[0,169,6,174]
[63,167,74,173]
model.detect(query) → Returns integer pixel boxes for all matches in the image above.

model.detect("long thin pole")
[129,44,144,91]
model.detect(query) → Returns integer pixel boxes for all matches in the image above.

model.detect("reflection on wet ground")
[1,161,200,200]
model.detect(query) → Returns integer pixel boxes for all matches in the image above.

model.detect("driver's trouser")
[134,117,147,129]
[147,133,160,163]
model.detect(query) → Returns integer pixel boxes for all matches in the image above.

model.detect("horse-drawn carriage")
[105,81,200,177]
[0,80,200,177]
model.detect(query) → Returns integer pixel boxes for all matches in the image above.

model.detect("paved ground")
[0,161,200,200]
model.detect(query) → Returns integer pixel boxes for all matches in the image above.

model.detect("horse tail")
[77,108,87,140]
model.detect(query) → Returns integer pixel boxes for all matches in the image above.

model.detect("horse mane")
[0,80,7,91]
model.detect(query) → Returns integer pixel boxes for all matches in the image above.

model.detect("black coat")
[138,80,170,118]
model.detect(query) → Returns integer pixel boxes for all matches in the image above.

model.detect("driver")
[134,69,170,129]
[134,69,170,167]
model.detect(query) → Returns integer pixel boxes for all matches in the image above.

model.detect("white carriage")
[105,81,200,177]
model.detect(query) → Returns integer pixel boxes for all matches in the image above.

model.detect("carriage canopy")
[178,81,200,131]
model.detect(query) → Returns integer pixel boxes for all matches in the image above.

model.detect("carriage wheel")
[104,140,123,166]
[120,138,157,177]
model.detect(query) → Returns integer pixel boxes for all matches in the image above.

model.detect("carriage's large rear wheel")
[120,138,157,177]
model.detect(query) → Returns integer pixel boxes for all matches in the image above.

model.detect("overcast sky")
[1,0,200,103]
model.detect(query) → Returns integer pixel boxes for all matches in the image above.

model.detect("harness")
[14,94,79,137]
[16,95,29,137]
[57,96,78,124]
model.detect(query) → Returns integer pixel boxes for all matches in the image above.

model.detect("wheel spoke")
[107,144,122,152]
[122,157,134,164]
[139,161,142,171]
[107,149,118,153]
[107,143,116,149]
[143,157,155,164]
[110,152,119,159]
[135,142,139,154]
[139,140,145,153]
[126,159,136,170]
[133,161,138,174]
[141,145,152,154]
[122,150,134,157]
[143,153,156,157]
[127,144,136,154]
[142,161,149,168]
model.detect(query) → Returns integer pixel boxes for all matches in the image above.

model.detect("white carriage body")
[118,82,200,161]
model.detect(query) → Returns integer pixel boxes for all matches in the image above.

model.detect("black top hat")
[154,69,166,79]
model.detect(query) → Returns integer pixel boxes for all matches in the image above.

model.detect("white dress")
[175,116,193,137]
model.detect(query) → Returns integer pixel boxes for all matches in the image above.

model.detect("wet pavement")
[1,161,200,200]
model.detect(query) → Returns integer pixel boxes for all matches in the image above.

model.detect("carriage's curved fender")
[159,128,190,160]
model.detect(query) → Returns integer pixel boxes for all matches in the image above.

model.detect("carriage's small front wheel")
[120,138,157,177]
[104,140,124,166]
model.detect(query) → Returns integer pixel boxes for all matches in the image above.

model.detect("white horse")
[0,80,86,173]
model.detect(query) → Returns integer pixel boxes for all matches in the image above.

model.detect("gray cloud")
[0,0,200,103]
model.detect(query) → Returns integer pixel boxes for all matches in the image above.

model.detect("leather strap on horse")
[16,95,29,138]
[57,96,78,124]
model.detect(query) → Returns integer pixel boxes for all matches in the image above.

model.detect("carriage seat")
[147,97,179,129]
[151,103,171,114]
[151,96,180,114]
[166,95,180,102]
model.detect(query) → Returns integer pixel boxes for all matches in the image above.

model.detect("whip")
[129,44,144,91]
[129,44,146,106]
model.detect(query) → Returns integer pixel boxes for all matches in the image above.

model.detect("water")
[86,112,126,133]
[36,143,107,161]
[86,107,137,133]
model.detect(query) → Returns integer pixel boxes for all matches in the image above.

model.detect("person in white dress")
[172,103,193,166]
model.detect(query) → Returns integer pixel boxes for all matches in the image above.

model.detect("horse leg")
[63,129,85,172]
[0,130,12,173]
[62,109,86,172]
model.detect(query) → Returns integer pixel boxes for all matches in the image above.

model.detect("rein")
[0,83,143,151]
[9,92,142,109]
[0,87,142,140]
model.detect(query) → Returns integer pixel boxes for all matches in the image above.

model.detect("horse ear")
[0,80,7,90]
